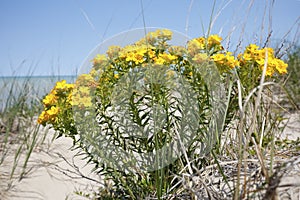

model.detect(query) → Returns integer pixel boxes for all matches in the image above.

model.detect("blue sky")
[0,0,299,76]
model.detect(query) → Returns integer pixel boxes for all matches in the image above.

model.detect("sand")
[0,110,299,200]
[0,128,101,200]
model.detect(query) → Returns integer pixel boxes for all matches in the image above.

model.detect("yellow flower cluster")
[238,44,288,76]
[138,29,172,45]
[187,34,240,72]
[93,54,107,66]
[151,29,172,40]
[38,106,60,125]
[92,29,178,70]
[38,74,98,125]
[71,74,97,108]
[207,35,222,47]
[211,52,240,72]
[119,44,155,65]
[38,80,73,125]
[38,29,288,129]
[106,45,122,59]
[153,52,177,65]
[187,34,223,56]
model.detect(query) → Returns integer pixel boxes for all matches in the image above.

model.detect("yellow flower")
[133,53,145,64]
[160,53,177,63]
[153,53,177,65]
[114,73,120,79]
[187,38,205,55]
[211,53,224,63]
[148,29,172,40]
[78,86,90,96]
[208,35,222,46]
[196,37,206,46]
[93,54,107,66]
[38,106,60,124]
[275,59,288,74]
[147,49,156,59]
[70,94,93,108]
[160,29,172,40]
[256,58,265,66]
[70,83,94,109]
[246,44,259,53]
[55,80,67,90]
[266,47,274,56]
[81,96,93,107]
[106,45,121,59]
[154,56,165,65]
[47,106,59,116]
[120,45,153,65]
[211,52,239,71]
[76,74,97,87]
[168,46,186,57]
[265,66,275,76]
[125,52,144,64]
[67,92,72,104]
[242,53,253,61]
[55,80,74,91]
[42,91,57,106]
[89,68,99,78]
[70,95,80,106]
[224,52,239,69]
[37,110,47,124]
[240,45,288,76]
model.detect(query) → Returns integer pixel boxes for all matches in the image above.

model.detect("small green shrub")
[38,29,288,199]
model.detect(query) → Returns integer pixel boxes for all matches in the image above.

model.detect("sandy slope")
[1,128,101,200]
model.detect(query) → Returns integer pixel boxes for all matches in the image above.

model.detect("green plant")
[38,28,289,199]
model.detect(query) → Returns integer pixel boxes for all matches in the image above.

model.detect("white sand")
[281,111,300,140]
[1,111,299,199]
[1,128,101,200]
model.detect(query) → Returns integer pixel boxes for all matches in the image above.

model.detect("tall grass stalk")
[0,74,48,198]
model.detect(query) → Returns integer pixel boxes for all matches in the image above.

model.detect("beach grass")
[0,75,49,199]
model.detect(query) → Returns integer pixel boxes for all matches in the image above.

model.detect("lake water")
[0,76,77,111]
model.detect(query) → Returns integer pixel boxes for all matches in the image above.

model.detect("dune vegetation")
[1,1,299,200]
